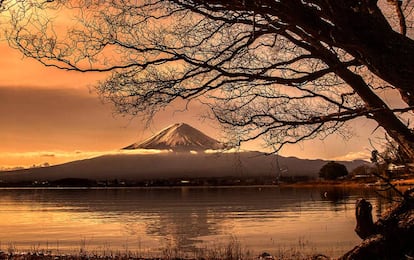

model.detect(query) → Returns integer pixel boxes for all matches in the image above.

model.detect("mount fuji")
[0,123,367,184]
[124,123,225,151]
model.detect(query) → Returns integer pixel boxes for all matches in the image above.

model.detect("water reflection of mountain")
[0,187,391,250]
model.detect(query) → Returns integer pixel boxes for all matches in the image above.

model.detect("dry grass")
[0,237,327,260]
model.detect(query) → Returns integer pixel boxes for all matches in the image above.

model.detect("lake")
[0,186,393,258]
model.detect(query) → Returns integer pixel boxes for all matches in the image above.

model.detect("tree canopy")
[319,161,349,180]
[3,0,414,158]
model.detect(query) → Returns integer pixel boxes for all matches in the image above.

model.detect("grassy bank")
[0,238,326,260]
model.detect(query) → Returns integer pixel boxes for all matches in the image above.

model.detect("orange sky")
[0,35,385,169]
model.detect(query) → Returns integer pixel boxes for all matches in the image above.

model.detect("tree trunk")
[324,1,414,107]
[335,66,414,160]
[313,41,414,161]
[189,0,414,106]
[172,0,414,158]
[340,191,414,260]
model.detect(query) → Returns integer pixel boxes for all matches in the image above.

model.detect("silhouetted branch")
[4,0,414,157]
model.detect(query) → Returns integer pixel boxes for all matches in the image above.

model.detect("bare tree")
[3,2,414,258]
[4,0,414,158]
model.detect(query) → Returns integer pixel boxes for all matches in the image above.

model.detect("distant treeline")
[0,175,315,187]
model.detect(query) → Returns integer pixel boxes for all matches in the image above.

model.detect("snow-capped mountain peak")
[123,123,224,151]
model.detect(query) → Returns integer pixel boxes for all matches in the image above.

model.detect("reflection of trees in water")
[373,189,396,220]
[317,187,395,215]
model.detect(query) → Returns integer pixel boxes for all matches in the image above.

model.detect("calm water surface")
[0,186,393,257]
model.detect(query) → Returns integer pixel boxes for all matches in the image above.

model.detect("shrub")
[319,161,348,180]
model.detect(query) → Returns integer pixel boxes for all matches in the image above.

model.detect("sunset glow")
[0,38,378,168]
[0,3,386,169]
[1,2,413,259]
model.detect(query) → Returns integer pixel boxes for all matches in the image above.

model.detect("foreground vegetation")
[0,239,324,260]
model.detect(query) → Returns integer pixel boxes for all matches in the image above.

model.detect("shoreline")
[0,178,412,189]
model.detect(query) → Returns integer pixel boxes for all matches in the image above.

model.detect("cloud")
[0,86,147,152]
[330,150,371,162]
[0,149,173,170]
[40,153,56,157]
[0,150,105,169]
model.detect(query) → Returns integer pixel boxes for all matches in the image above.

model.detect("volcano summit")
[123,123,224,151]
[0,123,366,185]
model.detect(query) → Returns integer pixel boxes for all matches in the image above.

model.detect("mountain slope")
[0,123,368,184]
[0,151,366,183]
[124,123,224,151]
